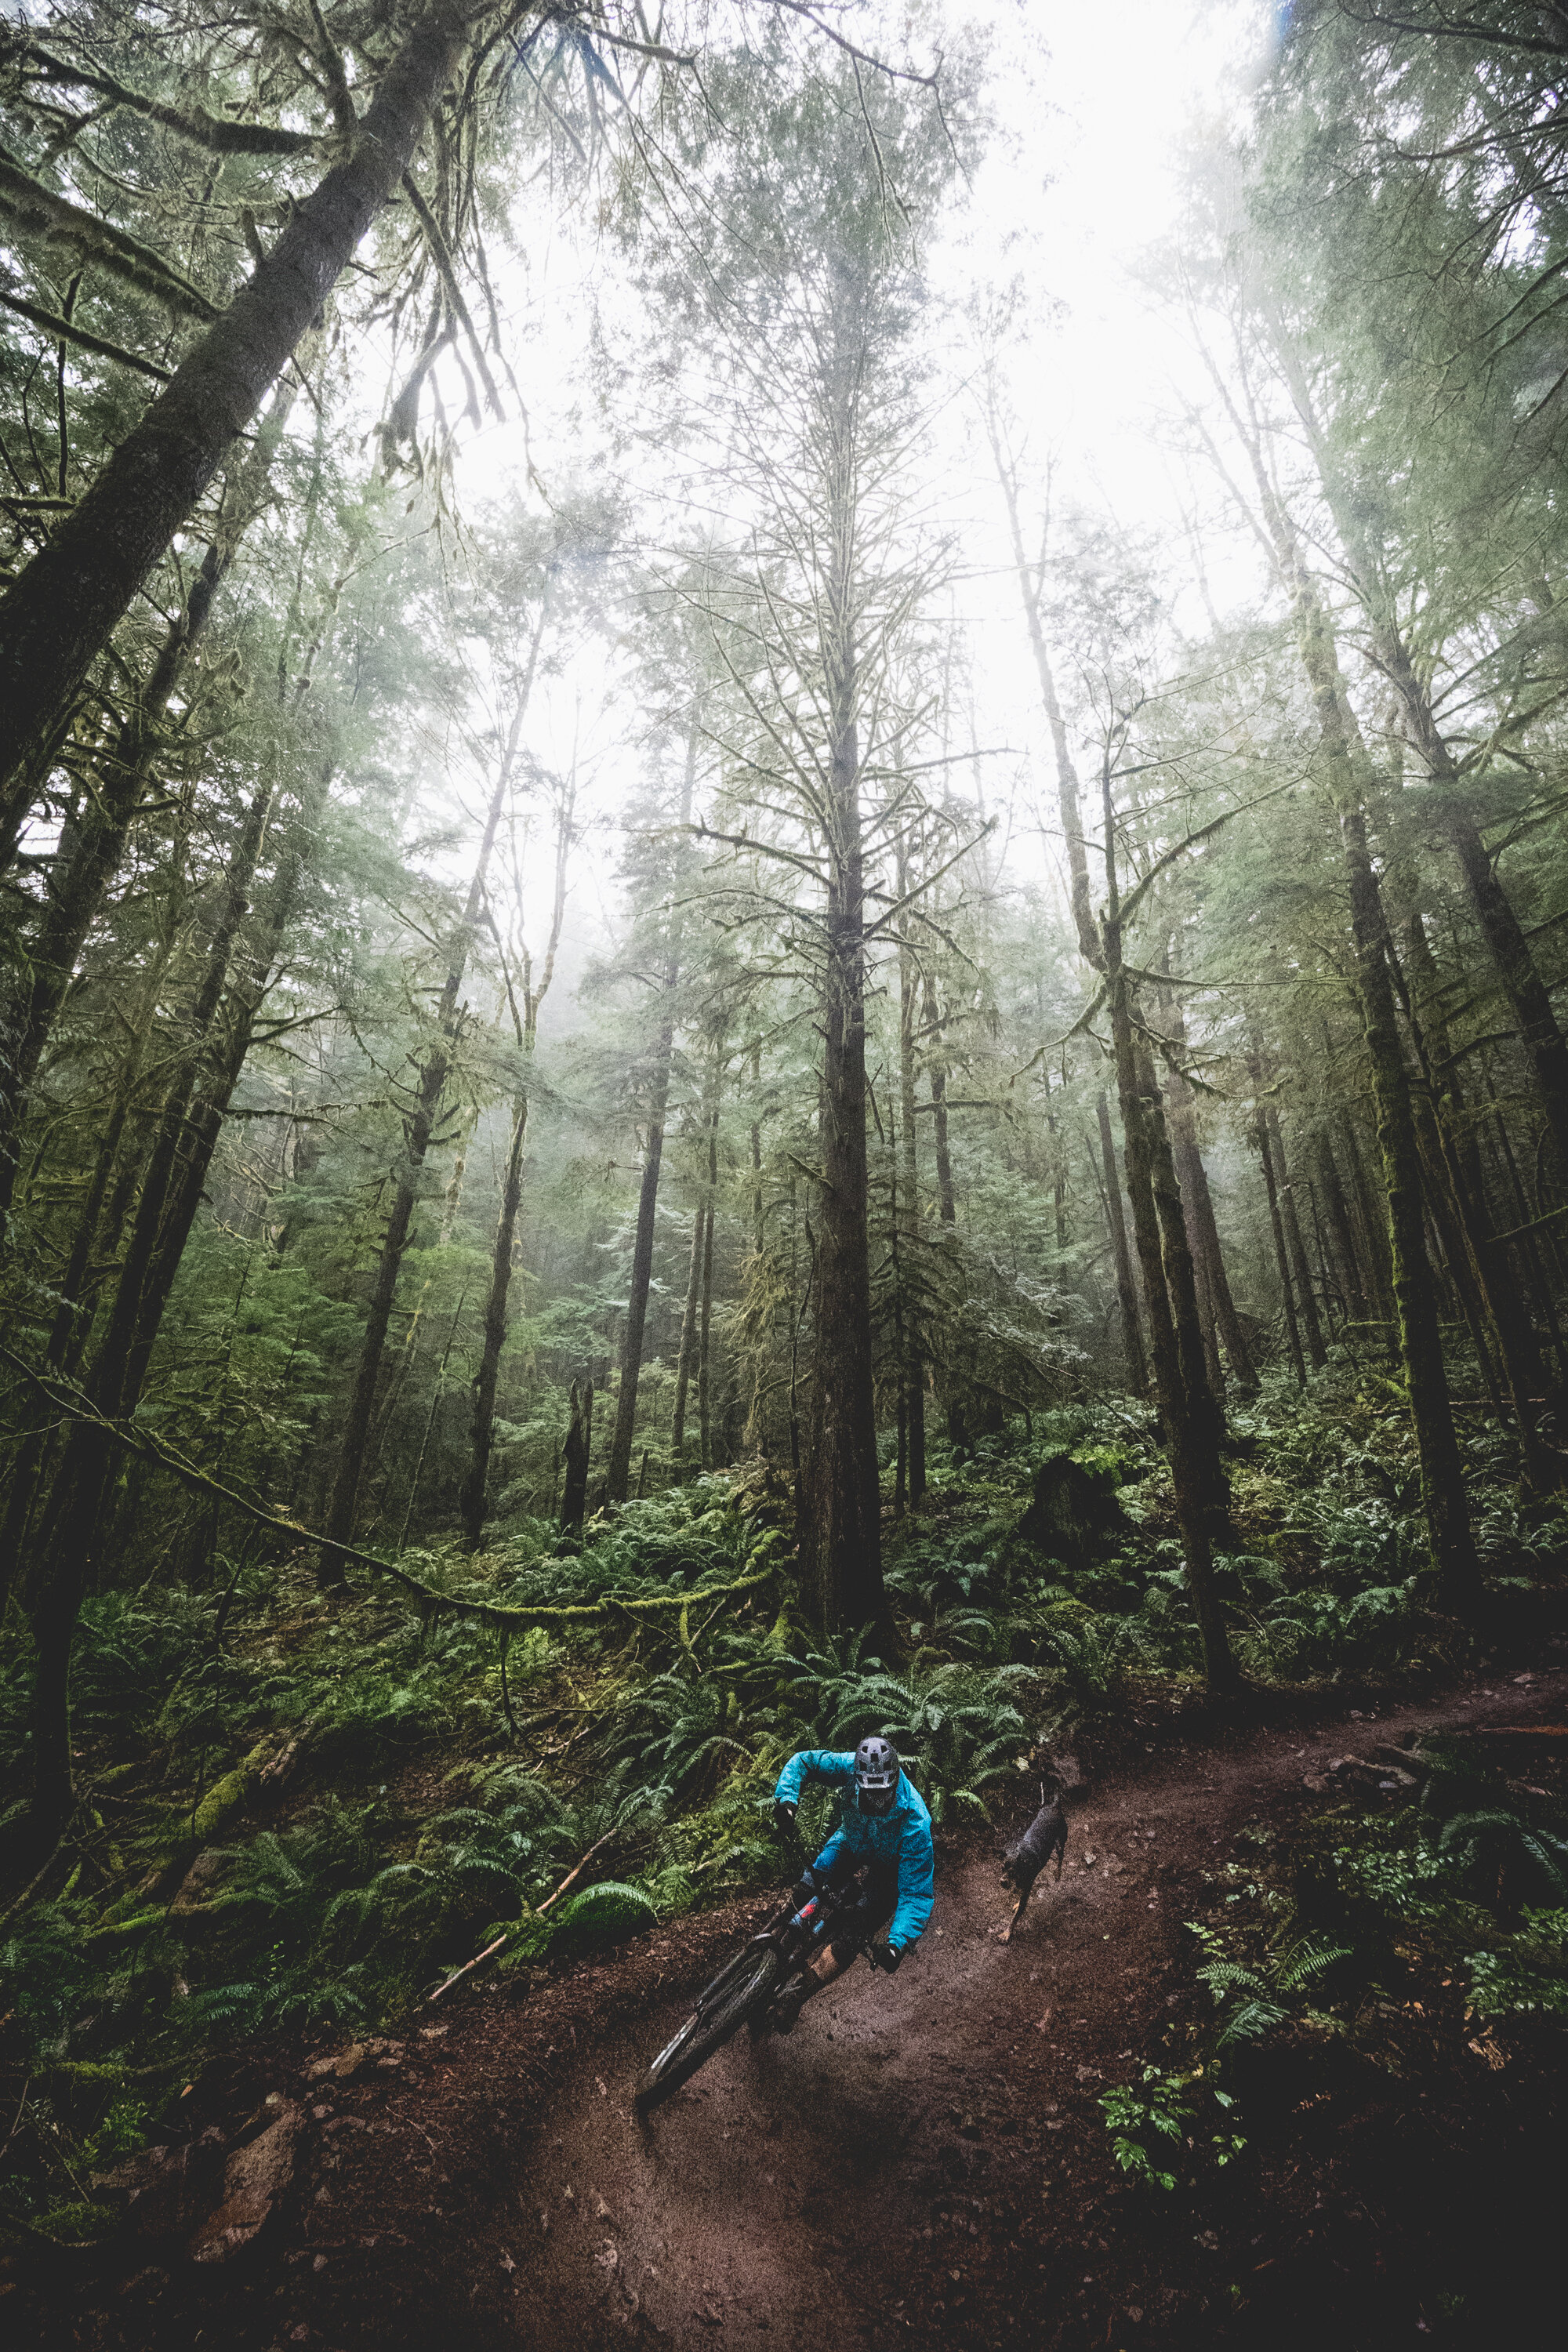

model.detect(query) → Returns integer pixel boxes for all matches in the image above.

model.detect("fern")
[775,1640,1034,1822]
[1188,1920,1349,2046]
[1274,1935,1352,1993]
[1439,1809,1568,1905]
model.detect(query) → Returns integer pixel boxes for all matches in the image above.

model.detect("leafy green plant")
[1101,2066,1192,2190]
[1100,2063,1243,2190]
[1188,1920,1352,2046]
[1467,1909,1568,2018]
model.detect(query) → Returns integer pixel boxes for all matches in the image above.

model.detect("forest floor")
[12,1661,1566,2352]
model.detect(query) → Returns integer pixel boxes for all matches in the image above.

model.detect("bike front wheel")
[633,1944,781,2112]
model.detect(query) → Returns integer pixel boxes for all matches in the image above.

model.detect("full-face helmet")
[854,1735,901,1817]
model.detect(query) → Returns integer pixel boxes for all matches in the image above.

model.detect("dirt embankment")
[18,1668,1566,2352]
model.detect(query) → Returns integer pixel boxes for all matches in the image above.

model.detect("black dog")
[998,1783,1069,1941]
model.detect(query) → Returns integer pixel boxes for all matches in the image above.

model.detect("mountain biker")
[768,1736,934,2032]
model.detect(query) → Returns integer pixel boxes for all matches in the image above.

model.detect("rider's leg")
[797,1862,898,2004]
[769,1938,852,2033]
[797,1943,853,2001]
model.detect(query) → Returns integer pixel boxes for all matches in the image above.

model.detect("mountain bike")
[633,1858,892,2111]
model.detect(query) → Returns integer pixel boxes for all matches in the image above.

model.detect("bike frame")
[705,1860,880,2013]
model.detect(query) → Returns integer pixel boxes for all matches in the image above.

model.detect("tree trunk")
[607,1018,673,1502]
[0,367,306,1226]
[1255,1102,1307,1387]
[671,1193,706,1472]
[1398,948,1559,1486]
[1094,1091,1148,1393]
[987,404,1099,963]
[0,2,467,807]
[1217,360,1481,1608]
[1337,1107,1396,1330]
[1185,1206,1227,1402]
[122,762,331,1418]
[96,779,278,1399]
[800,669,884,1630]
[698,1097,719,1473]
[1273,327,1568,1187]
[1266,1105,1327,1369]
[921,968,966,1454]
[1487,1069,1568,1381]
[17,756,324,1846]
[1308,669,1479,1604]
[0,935,171,1599]
[456,644,564,1550]
[459,1091,528,1551]
[1135,1037,1230,1527]
[1106,962,1236,1690]
[324,708,520,1556]
[896,873,927,1505]
[1156,980,1257,1394]
[560,1379,592,1537]
[1310,1121,1369,1329]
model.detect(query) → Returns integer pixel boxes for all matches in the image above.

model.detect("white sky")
[430,0,1279,988]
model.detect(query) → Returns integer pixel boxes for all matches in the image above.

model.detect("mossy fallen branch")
[0,1344,781,1636]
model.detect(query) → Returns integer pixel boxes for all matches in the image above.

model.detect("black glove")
[773,1798,797,1838]
[873,1942,902,1974]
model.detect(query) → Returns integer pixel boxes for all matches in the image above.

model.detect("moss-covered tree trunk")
[1310,1121,1371,1330]
[461,1094,529,1550]
[1134,1037,1231,1530]
[0,2,468,809]
[698,1062,721,1475]
[920,967,967,1454]
[19,753,325,1846]
[1106,972,1236,1690]
[670,1192,706,1472]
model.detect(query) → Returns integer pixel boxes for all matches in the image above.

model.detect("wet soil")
[14,1670,1566,2352]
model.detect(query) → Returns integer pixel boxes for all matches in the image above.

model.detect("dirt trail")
[503,1671,1563,2350]
[40,1669,1563,2352]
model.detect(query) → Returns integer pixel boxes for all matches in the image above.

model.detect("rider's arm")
[887,1809,935,1953]
[774,1749,855,1809]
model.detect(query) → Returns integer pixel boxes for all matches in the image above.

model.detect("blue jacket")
[774,1748,935,1954]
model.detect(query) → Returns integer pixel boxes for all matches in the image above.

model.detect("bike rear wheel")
[633,1944,781,2112]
